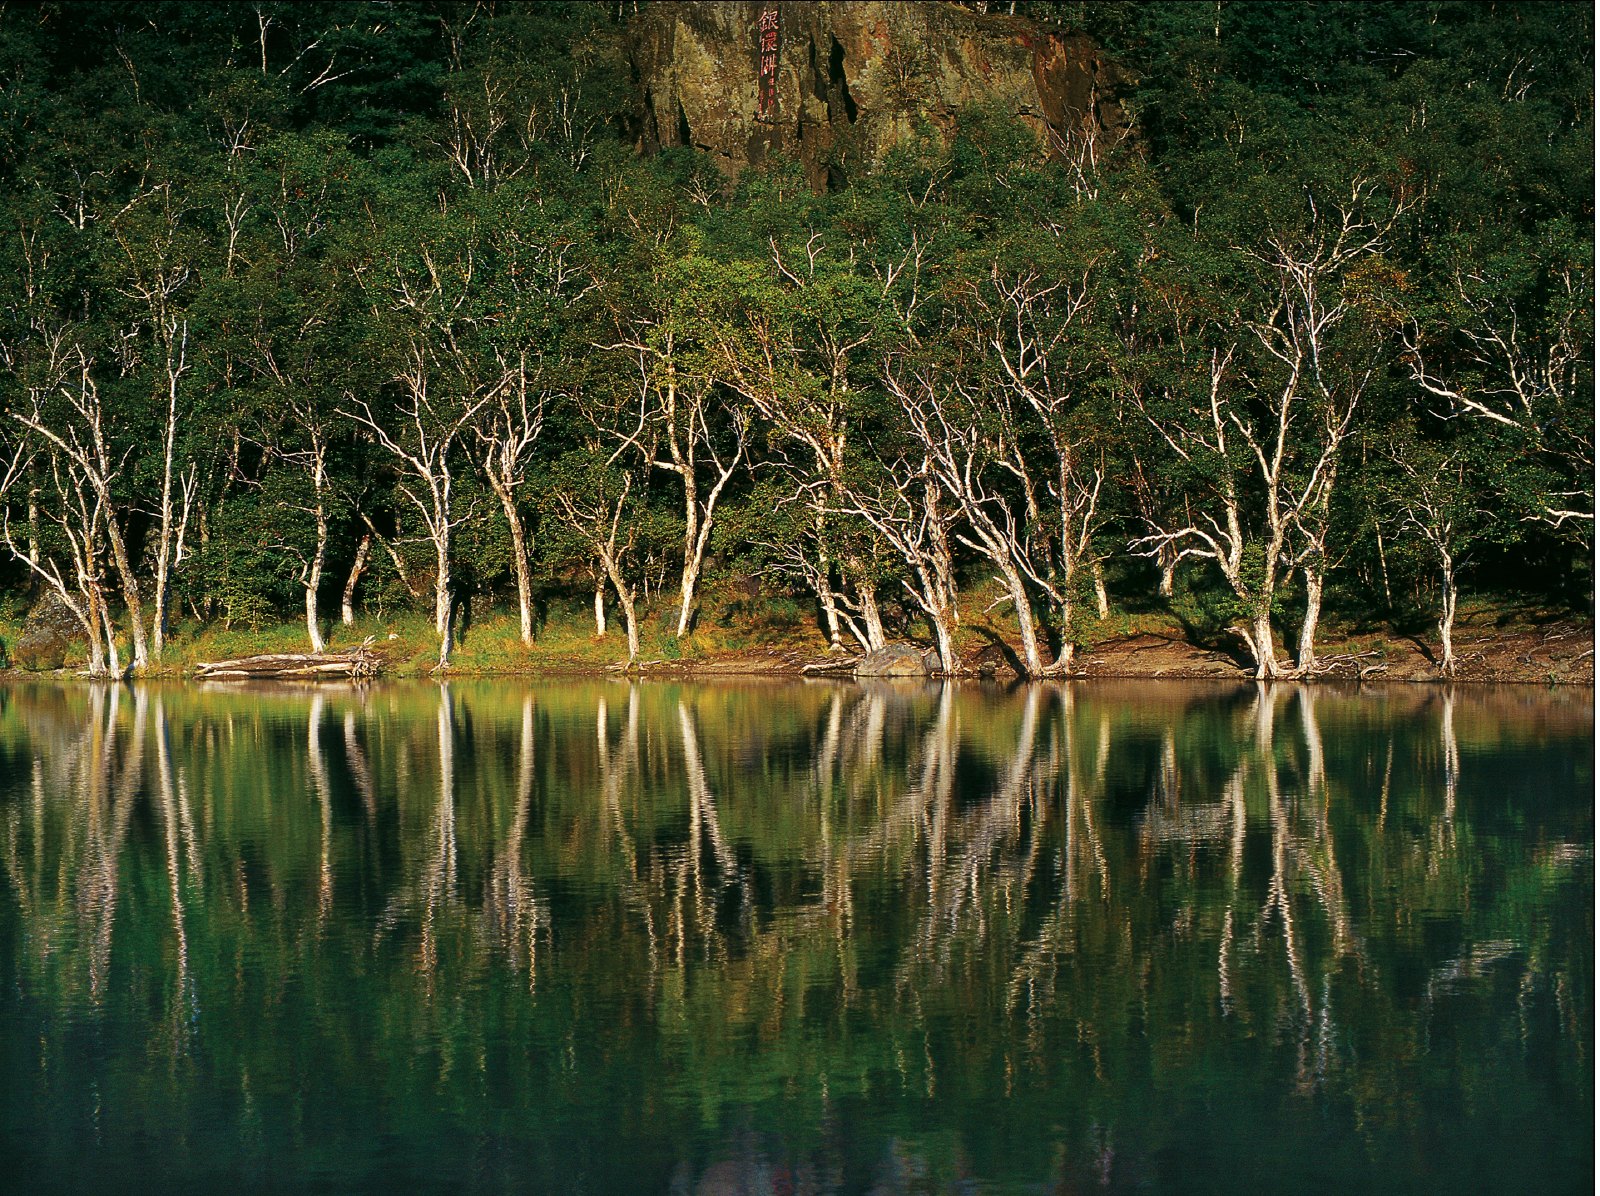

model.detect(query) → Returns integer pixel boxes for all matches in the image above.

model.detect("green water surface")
[0,679,1591,1193]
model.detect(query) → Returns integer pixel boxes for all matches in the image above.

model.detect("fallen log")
[196,639,380,681]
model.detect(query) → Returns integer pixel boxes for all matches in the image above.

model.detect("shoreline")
[5,620,1592,687]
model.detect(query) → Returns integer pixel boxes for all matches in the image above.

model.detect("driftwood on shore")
[196,639,380,681]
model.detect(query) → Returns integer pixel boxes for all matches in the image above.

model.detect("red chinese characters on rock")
[757,6,779,118]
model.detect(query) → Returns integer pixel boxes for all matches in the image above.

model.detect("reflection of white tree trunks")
[1218,765,1247,1016]
[936,685,1041,957]
[343,710,376,821]
[918,685,959,951]
[814,689,859,945]
[1157,727,1179,808]
[308,694,333,924]
[1244,683,1315,1040]
[488,695,542,988]
[1266,775,1313,1025]
[1010,686,1115,1013]
[418,684,459,990]
[678,704,745,924]
[598,687,657,979]
[1300,689,1326,800]
[154,695,194,1048]
[93,687,142,1003]
[1079,707,1111,901]
[1300,690,1355,957]
[1441,691,1460,828]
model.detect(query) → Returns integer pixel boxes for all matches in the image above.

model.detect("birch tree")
[472,217,596,647]
[541,448,651,664]
[1136,182,1400,677]
[962,260,1109,673]
[716,230,927,652]
[884,361,1056,676]
[1383,442,1480,677]
[348,213,506,667]
[1402,224,1593,539]
[109,181,199,662]
[827,437,963,673]
[0,376,119,674]
[8,342,151,669]
[605,257,752,639]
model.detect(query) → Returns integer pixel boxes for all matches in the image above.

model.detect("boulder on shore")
[854,642,940,678]
[12,592,84,671]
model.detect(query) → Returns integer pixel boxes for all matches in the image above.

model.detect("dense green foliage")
[0,1,1590,675]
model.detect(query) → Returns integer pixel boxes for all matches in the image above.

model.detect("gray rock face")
[854,642,941,677]
[12,592,85,671]
[628,1,1129,188]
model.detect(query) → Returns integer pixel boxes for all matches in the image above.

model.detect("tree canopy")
[0,0,1590,675]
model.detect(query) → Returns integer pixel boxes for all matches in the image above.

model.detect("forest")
[0,0,1590,678]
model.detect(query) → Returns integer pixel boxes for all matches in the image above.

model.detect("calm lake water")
[0,679,1590,1194]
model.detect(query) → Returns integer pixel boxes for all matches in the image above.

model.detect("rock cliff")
[627,1,1128,187]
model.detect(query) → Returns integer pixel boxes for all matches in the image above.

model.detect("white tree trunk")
[433,522,453,668]
[1158,544,1177,598]
[152,379,179,660]
[929,605,960,675]
[593,581,607,637]
[852,568,887,651]
[813,518,844,650]
[26,487,38,567]
[100,597,123,678]
[342,533,370,626]
[82,585,106,676]
[1438,556,1457,677]
[492,480,534,646]
[1001,563,1045,678]
[102,513,149,670]
[304,543,327,655]
[1297,567,1324,675]
[674,553,700,639]
[1247,609,1282,680]
[609,573,639,662]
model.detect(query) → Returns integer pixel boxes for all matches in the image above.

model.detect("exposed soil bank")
[4,614,1591,686]
[512,616,1596,685]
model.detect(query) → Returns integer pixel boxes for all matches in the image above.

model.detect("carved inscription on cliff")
[757,6,779,118]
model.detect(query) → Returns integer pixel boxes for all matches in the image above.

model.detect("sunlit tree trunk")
[151,321,189,660]
[342,533,371,626]
[476,360,546,647]
[1438,552,1458,677]
[1296,567,1323,675]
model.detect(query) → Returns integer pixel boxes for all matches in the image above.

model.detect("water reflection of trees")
[0,679,1589,1191]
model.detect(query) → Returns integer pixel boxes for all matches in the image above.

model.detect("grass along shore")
[0,587,1591,685]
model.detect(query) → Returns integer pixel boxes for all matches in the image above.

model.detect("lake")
[0,679,1591,1193]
